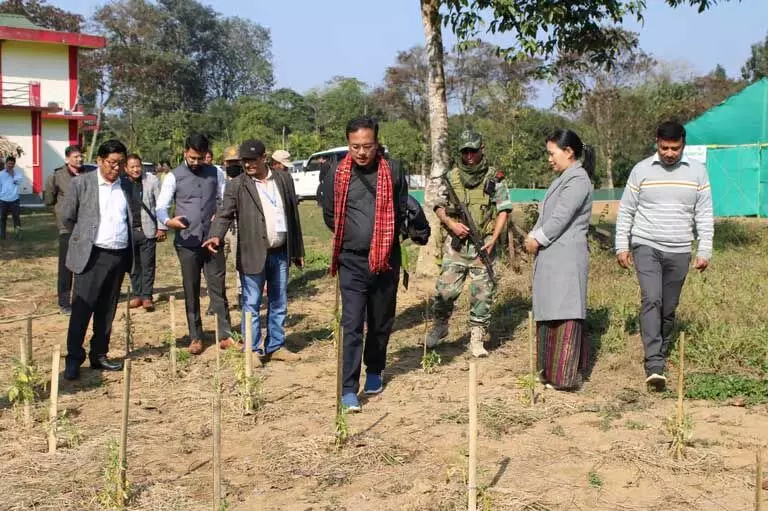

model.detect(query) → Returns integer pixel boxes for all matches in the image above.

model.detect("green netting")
[686,79,768,146]
[707,147,760,216]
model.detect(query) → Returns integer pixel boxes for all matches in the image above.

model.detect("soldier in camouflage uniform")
[426,130,513,357]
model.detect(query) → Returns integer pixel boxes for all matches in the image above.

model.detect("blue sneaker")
[364,372,383,395]
[341,392,361,413]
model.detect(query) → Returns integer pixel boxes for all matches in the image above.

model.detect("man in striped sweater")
[615,121,714,391]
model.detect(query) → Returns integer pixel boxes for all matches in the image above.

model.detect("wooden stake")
[118,359,132,506]
[468,360,478,511]
[215,315,221,370]
[528,311,535,406]
[19,338,31,427]
[25,316,33,364]
[169,296,177,376]
[757,446,764,511]
[48,345,60,454]
[336,325,344,418]
[124,284,132,357]
[676,333,686,431]
[213,347,222,510]
[244,311,254,414]
[422,295,429,363]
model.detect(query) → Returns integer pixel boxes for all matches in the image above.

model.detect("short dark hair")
[126,153,142,163]
[5,155,16,163]
[546,128,595,178]
[65,145,82,157]
[159,159,171,166]
[656,121,686,141]
[97,139,128,159]
[185,133,210,153]
[345,117,379,140]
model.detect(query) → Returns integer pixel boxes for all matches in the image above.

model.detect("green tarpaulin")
[685,78,768,217]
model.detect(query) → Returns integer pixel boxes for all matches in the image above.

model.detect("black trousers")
[129,231,157,299]
[57,233,73,307]
[175,244,231,340]
[339,246,400,394]
[0,199,20,239]
[66,247,129,365]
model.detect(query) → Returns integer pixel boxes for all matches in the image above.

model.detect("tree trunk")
[415,0,451,279]
[87,89,112,162]
[605,151,615,189]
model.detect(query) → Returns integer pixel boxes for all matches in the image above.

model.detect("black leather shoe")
[90,355,124,371]
[64,359,81,380]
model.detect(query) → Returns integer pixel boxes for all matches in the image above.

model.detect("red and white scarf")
[330,154,395,275]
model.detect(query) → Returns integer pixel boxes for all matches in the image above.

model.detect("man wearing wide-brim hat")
[270,149,294,172]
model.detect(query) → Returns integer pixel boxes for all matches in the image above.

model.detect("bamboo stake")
[48,345,60,454]
[25,316,33,364]
[673,332,687,460]
[124,284,132,357]
[422,295,429,364]
[215,315,221,369]
[19,338,31,427]
[468,360,478,511]
[757,447,764,511]
[169,296,177,376]
[528,311,535,406]
[336,325,344,417]
[244,311,254,414]
[118,359,132,507]
[213,334,222,511]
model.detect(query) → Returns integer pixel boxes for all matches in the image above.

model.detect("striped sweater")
[615,153,714,260]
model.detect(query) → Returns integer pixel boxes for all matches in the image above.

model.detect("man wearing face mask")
[426,130,512,358]
[615,121,713,391]
[156,133,235,354]
[204,140,304,364]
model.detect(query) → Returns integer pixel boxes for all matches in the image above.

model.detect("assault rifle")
[441,175,497,284]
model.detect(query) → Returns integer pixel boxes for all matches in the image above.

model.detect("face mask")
[226,164,243,178]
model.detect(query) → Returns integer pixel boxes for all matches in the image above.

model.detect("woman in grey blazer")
[524,129,594,390]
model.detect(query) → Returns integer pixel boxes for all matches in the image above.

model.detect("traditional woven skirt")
[536,319,588,390]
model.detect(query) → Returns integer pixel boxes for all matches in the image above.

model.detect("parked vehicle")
[292,146,348,201]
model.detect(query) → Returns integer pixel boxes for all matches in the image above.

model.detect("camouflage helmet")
[223,145,240,161]
[458,130,483,151]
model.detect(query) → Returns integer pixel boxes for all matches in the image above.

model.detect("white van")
[292,146,348,201]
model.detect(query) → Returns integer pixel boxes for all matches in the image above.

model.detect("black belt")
[341,248,369,256]
[268,245,287,255]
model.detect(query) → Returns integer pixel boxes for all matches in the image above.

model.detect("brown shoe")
[218,337,241,350]
[142,299,155,312]
[128,297,142,309]
[268,348,301,362]
[188,339,204,355]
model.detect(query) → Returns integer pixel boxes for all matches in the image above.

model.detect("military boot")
[426,318,449,348]
[469,326,489,358]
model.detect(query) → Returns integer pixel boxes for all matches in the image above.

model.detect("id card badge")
[275,214,287,233]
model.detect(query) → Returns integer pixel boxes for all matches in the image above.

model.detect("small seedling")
[421,349,441,373]
[334,409,349,448]
[98,439,129,509]
[549,424,566,437]
[625,420,648,431]
[7,356,44,423]
[516,374,536,406]
[666,412,693,460]
[588,470,603,489]
[223,349,264,413]
[56,409,84,449]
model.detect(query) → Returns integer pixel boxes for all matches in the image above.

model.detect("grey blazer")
[132,172,161,238]
[61,171,135,274]
[530,162,593,321]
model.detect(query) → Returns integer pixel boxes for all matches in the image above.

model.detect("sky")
[54,0,768,107]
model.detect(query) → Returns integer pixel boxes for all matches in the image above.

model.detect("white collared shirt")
[94,171,129,249]
[253,170,287,248]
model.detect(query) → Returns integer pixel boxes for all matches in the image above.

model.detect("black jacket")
[210,170,304,275]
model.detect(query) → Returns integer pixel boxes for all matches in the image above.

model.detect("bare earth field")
[0,205,766,511]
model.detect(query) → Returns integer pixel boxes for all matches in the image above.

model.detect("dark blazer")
[210,169,304,275]
[60,171,135,274]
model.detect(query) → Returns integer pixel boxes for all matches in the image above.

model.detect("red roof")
[0,26,105,49]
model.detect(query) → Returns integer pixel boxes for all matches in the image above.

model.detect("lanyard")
[255,179,278,208]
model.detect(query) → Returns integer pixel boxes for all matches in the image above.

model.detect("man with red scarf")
[321,117,409,413]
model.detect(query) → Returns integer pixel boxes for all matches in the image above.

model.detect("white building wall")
[43,119,68,186]
[2,41,69,109]
[0,111,33,194]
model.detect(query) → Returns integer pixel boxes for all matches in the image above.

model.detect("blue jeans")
[241,248,288,354]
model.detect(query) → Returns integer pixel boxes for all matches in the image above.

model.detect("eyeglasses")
[350,144,377,153]
[103,158,125,168]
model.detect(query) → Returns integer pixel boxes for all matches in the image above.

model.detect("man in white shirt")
[0,155,24,240]
[60,140,133,381]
